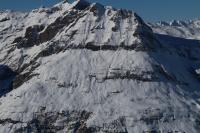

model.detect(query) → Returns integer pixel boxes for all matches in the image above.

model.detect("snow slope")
[0,1,200,132]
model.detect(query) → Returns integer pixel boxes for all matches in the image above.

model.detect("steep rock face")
[0,1,200,133]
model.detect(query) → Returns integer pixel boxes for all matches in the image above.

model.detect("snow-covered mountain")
[149,20,200,40]
[0,0,200,132]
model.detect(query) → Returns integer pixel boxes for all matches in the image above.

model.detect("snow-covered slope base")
[0,1,200,133]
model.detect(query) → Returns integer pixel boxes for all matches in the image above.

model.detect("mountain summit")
[0,1,200,133]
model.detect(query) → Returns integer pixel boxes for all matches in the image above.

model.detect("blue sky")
[0,0,199,22]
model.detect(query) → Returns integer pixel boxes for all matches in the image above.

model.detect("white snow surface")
[149,20,200,40]
[0,1,200,133]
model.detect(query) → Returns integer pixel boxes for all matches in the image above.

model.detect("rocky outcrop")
[12,0,91,50]
[13,13,80,48]
[14,25,45,48]
[14,110,94,133]
[0,17,10,22]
